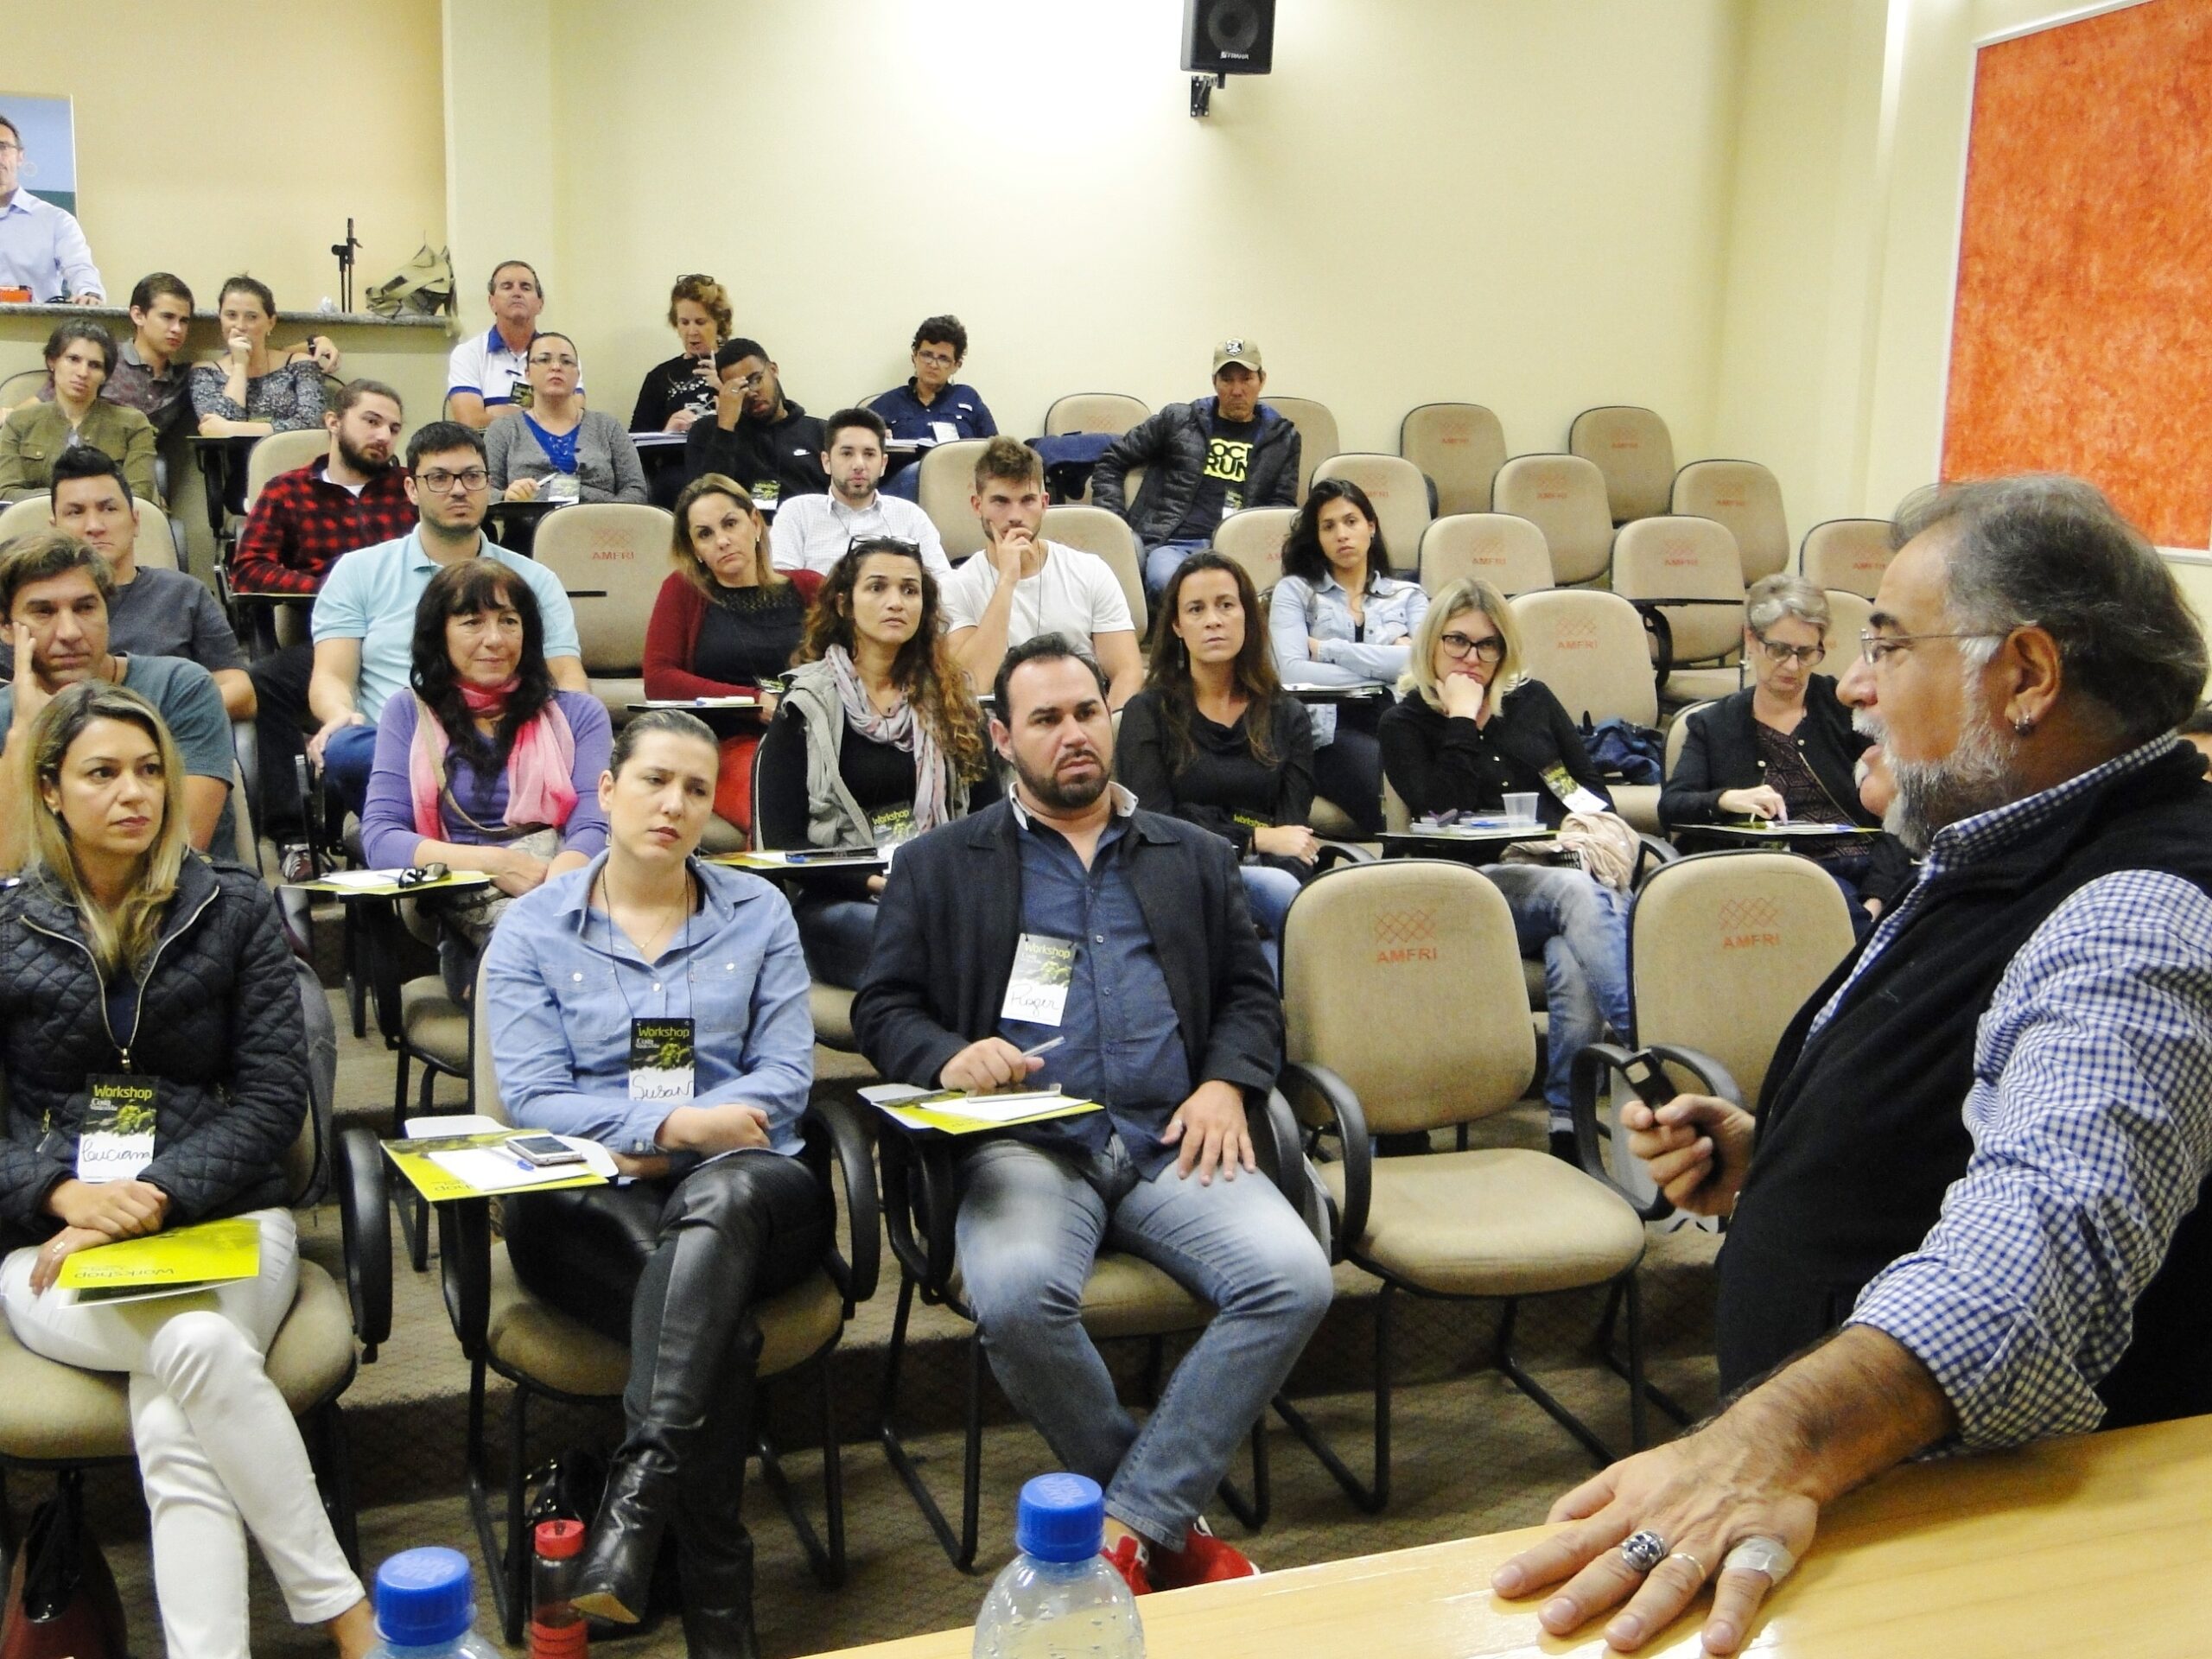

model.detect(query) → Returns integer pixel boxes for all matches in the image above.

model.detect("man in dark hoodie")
[1092,339,1300,602]
[680,336,829,514]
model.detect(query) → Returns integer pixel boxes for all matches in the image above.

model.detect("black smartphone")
[509,1132,586,1167]
[1618,1048,1675,1111]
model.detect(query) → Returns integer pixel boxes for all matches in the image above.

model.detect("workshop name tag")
[630,1018,696,1103]
[1001,933,1075,1027]
[79,1076,158,1183]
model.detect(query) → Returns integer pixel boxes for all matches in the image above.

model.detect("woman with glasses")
[486,333,648,504]
[1380,577,1633,1158]
[756,536,994,987]
[629,275,733,435]
[1661,575,1880,917]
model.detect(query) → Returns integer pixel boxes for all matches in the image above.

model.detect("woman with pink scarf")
[361,558,613,995]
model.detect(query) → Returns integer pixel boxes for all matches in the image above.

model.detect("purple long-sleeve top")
[362,689,613,868]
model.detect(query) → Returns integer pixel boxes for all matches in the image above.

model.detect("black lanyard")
[599,868,696,1024]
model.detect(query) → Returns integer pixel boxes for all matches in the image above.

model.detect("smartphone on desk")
[509,1132,587,1167]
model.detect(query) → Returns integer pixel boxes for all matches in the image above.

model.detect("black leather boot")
[672,1323,764,1659]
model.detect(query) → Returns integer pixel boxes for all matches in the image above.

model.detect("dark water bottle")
[530,1519,588,1659]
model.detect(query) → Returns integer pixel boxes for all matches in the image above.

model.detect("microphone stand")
[329,219,361,314]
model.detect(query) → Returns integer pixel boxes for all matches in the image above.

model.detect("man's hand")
[1717,786,1787,821]
[10,627,49,736]
[990,524,1033,586]
[306,709,365,769]
[1161,1079,1254,1183]
[504,476,543,502]
[1440,673,1488,724]
[489,848,551,898]
[46,1176,168,1239]
[714,375,747,429]
[866,873,887,895]
[1491,1418,1820,1655]
[665,408,699,434]
[28,1225,111,1294]
[1251,823,1320,864]
[1624,1093,1755,1217]
[658,1102,771,1154]
[69,292,104,307]
[939,1039,1042,1094]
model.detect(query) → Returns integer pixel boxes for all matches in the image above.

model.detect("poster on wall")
[0,94,76,217]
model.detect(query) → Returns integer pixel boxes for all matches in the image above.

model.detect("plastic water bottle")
[972,1474,1145,1659]
[530,1520,588,1659]
[366,1547,505,1659]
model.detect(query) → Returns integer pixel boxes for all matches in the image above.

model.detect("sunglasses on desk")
[397,862,451,888]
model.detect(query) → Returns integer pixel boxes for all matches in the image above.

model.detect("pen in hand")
[1018,1037,1065,1061]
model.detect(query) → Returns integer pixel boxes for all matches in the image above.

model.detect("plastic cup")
[1503,791,1539,823]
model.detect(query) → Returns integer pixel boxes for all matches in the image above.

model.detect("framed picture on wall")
[0,93,78,216]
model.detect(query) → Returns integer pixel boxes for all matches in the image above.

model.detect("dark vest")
[1716,744,2212,1430]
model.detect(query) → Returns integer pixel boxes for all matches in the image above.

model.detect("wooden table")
[804,1413,2212,1656]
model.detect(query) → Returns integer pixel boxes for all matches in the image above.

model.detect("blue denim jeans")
[1238,863,1304,986]
[321,721,380,823]
[793,893,877,988]
[1142,538,1211,601]
[1481,862,1632,1129]
[954,1134,1333,1549]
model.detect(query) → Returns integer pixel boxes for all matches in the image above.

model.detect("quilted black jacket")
[1091,397,1300,544]
[0,855,305,1244]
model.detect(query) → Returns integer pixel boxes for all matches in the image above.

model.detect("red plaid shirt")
[229,459,418,596]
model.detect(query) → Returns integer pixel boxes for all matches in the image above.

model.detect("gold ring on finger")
[1664,1551,1709,1582]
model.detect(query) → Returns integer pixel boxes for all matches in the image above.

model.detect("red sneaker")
[1101,1535,1154,1596]
[1147,1520,1259,1590]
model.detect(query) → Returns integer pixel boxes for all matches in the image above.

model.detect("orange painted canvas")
[1942,0,2212,549]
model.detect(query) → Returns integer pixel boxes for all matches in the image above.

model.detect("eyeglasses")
[725,371,765,393]
[1438,631,1505,664]
[847,536,920,557]
[1857,629,2005,667]
[914,349,958,368]
[414,467,490,494]
[397,861,450,888]
[0,142,21,156]
[1754,635,1825,668]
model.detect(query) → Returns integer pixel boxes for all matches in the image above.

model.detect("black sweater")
[1377,680,1613,827]
[1115,690,1316,861]
[1659,677,1875,829]
[681,399,830,507]
[628,353,718,434]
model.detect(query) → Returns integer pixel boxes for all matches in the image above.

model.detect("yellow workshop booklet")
[57,1217,262,1305]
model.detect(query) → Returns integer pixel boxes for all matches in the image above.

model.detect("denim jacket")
[1268,571,1429,743]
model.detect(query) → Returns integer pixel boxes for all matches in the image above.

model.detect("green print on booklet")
[629,1017,696,1103]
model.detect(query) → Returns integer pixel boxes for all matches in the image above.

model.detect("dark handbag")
[0,1474,130,1659]
[522,1448,607,1530]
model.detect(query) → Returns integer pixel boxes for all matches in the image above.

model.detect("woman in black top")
[1378,577,1634,1150]
[628,273,732,435]
[756,537,995,986]
[642,473,821,836]
[1118,552,1317,976]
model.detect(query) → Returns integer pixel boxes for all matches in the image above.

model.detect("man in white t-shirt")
[942,437,1142,707]
[768,406,950,580]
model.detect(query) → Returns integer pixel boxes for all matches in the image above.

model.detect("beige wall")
[3,0,446,314]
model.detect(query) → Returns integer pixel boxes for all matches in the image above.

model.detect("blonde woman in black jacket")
[0,683,371,1659]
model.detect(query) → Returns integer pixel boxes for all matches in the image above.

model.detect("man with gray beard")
[1491,475,2212,1656]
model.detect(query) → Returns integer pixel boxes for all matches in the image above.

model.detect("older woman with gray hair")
[1661,573,1882,914]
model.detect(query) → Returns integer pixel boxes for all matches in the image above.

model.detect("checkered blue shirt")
[1825,738,2212,1448]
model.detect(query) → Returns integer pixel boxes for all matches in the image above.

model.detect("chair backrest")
[1662,700,1711,780]
[1567,405,1675,524]
[472,953,509,1125]
[1672,459,1789,582]
[1508,588,1657,728]
[1040,504,1147,634]
[527,503,672,675]
[1260,397,1338,504]
[1609,516,1746,666]
[1490,454,1613,585]
[1283,861,1535,1133]
[1043,392,1150,437]
[1799,517,1894,600]
[1628,850,1856,1107]
[918,437,990,561]
[245,429,331,514]
[1312,453,1431,573]
[0,493,179,571]
[1382,775,1413,833]
[1817,588,1872,681]
[229,760,259,870]
[283,956,338,1205]
[1212,505,1296,596]
[1399,403,1508,518]
[750,712,806,853]
[1418,512,1553,598]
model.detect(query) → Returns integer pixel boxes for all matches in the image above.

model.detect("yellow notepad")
[59,1217,263,1304]
[381,1130,607,1202]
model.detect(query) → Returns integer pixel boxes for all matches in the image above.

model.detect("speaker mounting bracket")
[1190,71,1225,118]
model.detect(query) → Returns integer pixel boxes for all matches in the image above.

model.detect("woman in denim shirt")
[1266,479,1428,835]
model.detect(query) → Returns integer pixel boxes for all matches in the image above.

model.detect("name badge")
[753,479,782,509]
[1001,933,1075,1027]
[629,1018,696,1103]
[79,1075,158,1183]
[1541,762,1608,817]
[869,804,919,849]
[930,420,960,443]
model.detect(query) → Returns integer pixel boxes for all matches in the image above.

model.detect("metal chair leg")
[875,1273,980,1571]
[1497,1298,1616,1468]
[1272,1281,1393,1512]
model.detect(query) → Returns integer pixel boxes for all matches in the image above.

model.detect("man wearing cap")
[1093,340,1300,601]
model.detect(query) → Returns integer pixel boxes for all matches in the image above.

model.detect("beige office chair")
[0,493,181,571]
[1040,503,1147,635]
[917,438,991,562]
[1213,505,1297,596]
[244,429,331,513]
[529,502,673,721]
[1313,454,1432,575]
[1672,460,1789,583]
[1043,392,1150,437]
[1491,454,1614,586]
[1509,587,1662,832]
[1418,512,1553,598]
[1817,588,1873,682]
[1261,396,1338,503]
[1567,406,1675,524]
[1661,698,1713,785]
[1399,403,1508,518]
[1609,515,1747,705]
[1800,518,1894,599]
[1273,861,1650,1510]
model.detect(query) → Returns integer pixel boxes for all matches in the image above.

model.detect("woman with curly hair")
[756,536,995,986]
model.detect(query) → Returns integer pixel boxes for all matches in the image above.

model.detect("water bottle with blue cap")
[365,1547,503,1659]
[972,1473,1145,1657]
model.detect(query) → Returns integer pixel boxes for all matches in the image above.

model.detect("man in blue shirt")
[855,637,1331,1597]
[305,421,588,817]
[0,114,101,303]
[868,315,997,499]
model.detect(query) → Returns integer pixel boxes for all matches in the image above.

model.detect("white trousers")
[2,1209,364,1659]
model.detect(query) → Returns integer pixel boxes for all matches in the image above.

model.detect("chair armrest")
[1314,840,1376,871]
[1632,603,1675,684]
[1632,833,1680,889]
[874,1120,960,1298]
[1246,1088,1304,1199]
[804,1093,882,1313]
[435,1195,495,1360]
[334,1127,391,1357]
[1278,1060,1370,1259]
[1567,1040,1745,1221]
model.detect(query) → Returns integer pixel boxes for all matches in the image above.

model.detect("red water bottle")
[530,1520,588,1659]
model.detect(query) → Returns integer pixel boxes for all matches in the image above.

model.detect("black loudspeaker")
[1181,0,1275,76]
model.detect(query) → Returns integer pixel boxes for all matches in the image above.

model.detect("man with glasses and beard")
[1491,475,2212,1658]
[853,636,1332,1598]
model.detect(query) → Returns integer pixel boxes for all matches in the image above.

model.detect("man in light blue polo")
[307,421,588,817]
[0,112,102,303]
